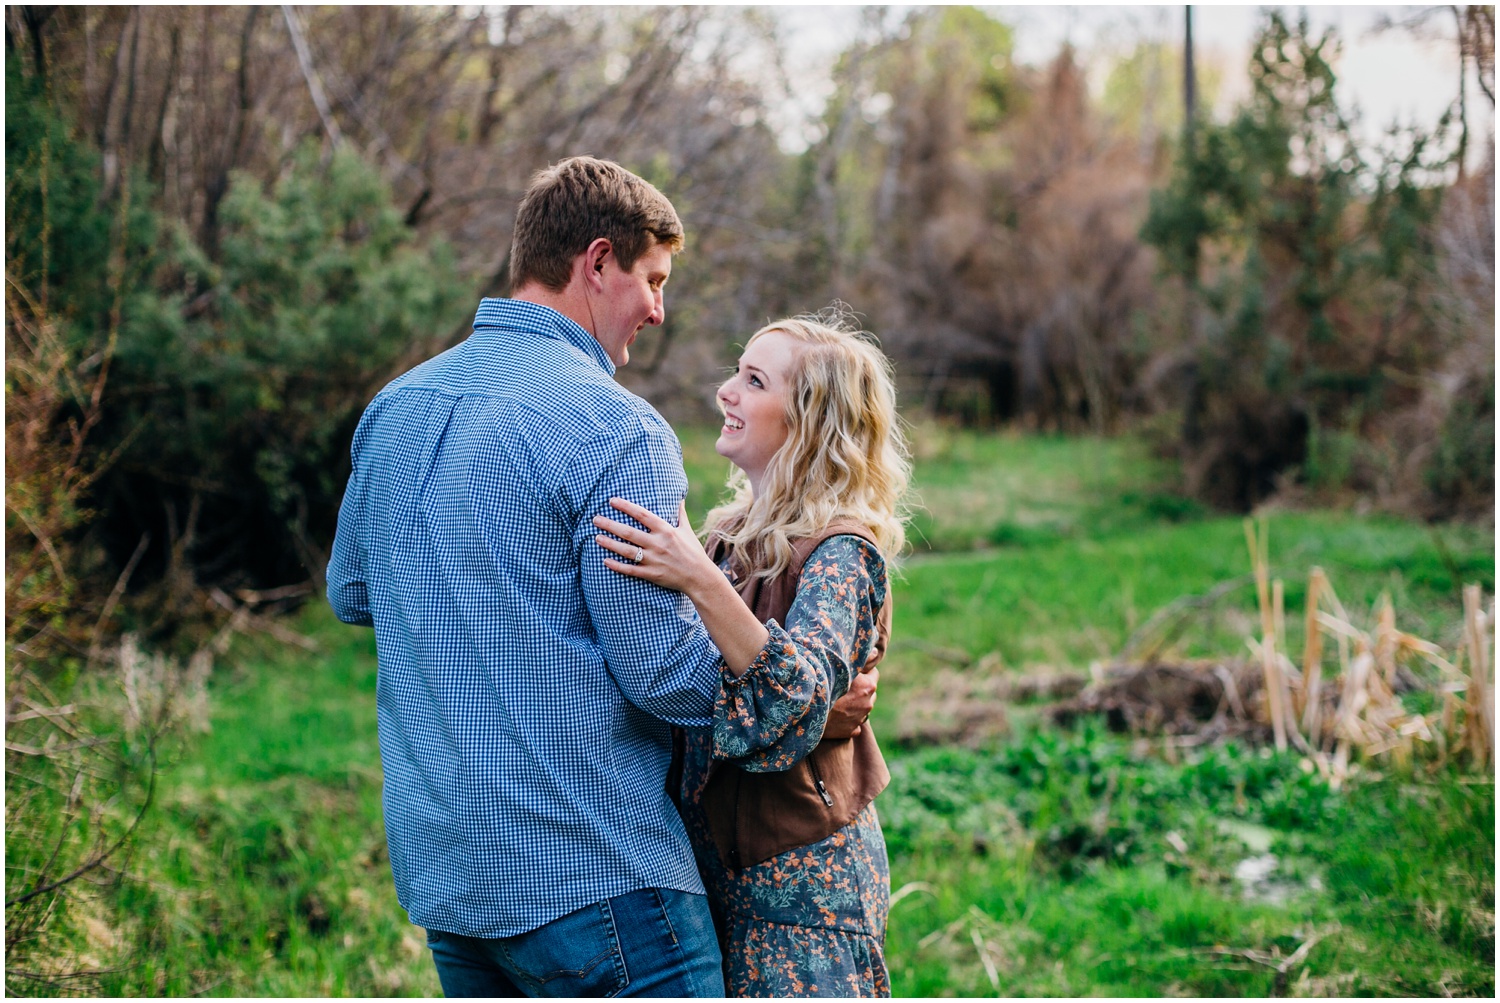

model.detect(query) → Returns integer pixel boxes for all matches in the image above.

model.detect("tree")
[811,6,1159,430]
[1142,10,1473,512]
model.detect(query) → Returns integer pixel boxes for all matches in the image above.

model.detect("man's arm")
[567,421,721,727]
[327,423,374,628]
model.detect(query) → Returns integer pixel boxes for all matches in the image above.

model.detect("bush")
[5,62,160,662]
[1425,362,1495,517]
[89,144,469,632]
[8,71,470,649]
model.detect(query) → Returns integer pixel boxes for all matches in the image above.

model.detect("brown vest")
[696,522,892,870]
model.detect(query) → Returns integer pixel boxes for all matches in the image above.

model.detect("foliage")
[1100,41,1222,148]
[4,64,156,333]
[93,143,469,615]
[5,67,469,651]
[882,729,1341,864]
[7,5,797,424]
[5,62,168,992]
[4,60,158,658]
[1141,10,1489,515]
[802,7,1161,431]
[1426,365,1496,511]
[5,645,175,996]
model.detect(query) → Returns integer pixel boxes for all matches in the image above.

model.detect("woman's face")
[715,330,799,492]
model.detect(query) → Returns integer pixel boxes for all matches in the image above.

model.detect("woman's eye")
[748,375,763,388]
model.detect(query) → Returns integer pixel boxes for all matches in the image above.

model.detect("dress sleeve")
[711,535,888,772]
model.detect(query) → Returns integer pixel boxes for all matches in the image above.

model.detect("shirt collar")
[471,298,616,376]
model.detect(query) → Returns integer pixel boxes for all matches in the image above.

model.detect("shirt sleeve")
[710,535,888,771]
[564,418,724,728]
[327,412,374,627]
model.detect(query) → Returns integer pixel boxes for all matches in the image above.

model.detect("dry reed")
[1241,517,1493,786]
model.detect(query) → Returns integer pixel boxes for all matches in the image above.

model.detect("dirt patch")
[888,660,1263,748]
[1050,660,1272,743]
[890,668,1087,747]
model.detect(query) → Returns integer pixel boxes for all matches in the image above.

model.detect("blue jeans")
[426,887,724,998]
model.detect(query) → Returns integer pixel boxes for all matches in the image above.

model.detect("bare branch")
[281,4,342,148]
[87,532,151,664]
[5,740,157,909]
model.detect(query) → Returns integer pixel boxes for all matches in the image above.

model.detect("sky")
[768,4,1488,165]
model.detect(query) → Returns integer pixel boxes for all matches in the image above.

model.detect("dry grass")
[1237,518,1493,785]
[891,516,1494,791]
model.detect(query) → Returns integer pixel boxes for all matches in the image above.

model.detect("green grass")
[898,424,1198,553]
[20,427,1493,996]
[93,624,440,997]
[881,731,1494,997]
[889,512,1491,673]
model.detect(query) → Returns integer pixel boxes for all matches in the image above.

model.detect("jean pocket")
[500,901,628,997]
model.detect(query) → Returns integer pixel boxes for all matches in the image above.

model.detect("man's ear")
[584,237,612,289]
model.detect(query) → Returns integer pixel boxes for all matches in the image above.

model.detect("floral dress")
[679,535,892,998]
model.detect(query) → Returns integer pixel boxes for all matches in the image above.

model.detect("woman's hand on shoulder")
[597,498,769,676]
[593,498,721,598]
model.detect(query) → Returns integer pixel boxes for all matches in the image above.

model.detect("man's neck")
[510,282,593,338]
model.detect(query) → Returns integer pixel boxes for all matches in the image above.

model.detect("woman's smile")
[715,330,799,494]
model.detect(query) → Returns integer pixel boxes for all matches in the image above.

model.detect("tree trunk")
[201,6,259,258]
[1183,5,1196,132]
[148,23,181,185]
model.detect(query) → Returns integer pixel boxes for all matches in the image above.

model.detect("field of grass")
[882,731,1493,996]
[84,621,439,997]
[19,428,1495,996]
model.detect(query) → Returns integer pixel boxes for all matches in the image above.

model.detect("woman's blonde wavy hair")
[703,308,912,581]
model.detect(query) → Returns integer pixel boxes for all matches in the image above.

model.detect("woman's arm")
[591,497,876,740]
[592,498,769,676]
[595,501,887,767]
[714,534,887,769]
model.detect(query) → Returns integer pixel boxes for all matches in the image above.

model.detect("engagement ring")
[633,546,645,563]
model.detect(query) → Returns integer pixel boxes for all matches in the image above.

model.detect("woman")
[592,311,910,997]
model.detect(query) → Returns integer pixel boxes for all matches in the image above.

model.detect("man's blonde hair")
[705,308,912,579]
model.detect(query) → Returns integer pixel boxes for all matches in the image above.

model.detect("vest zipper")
[807,750,834,807]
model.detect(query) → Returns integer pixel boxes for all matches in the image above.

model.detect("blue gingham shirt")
[327,299,729,938]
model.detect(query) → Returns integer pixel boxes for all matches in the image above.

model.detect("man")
[328,156,874,997]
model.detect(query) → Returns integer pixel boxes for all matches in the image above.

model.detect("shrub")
[84,145,469,642]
